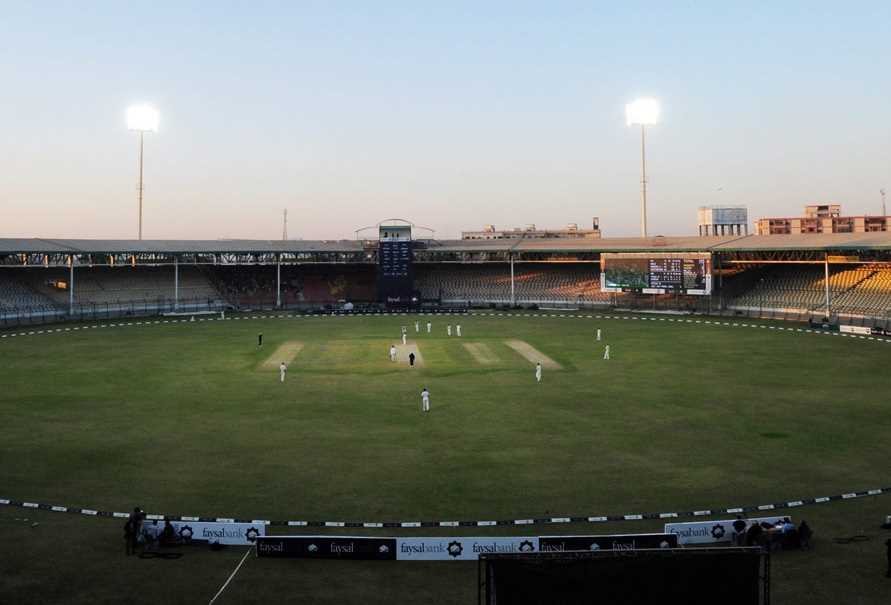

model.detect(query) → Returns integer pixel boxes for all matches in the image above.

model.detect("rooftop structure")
[461,219,601,240]
[697,206,748,237]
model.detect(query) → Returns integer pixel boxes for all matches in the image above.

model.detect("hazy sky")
[2,1,889,240]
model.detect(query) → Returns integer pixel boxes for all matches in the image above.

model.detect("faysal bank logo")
[447,541,464,558]
[245,528,260,543]
[178,526,193,540]
[711,524,726,540]
[519,540,535,553]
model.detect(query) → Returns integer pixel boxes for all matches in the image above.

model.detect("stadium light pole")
[626,98,660,238]
[126,105,160,240]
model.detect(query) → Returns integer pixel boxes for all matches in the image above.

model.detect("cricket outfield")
[1,311,889,603]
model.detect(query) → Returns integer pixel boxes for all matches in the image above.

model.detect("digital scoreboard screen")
[601,253,711,295]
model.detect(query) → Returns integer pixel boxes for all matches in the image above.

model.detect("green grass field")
[1,311,890,603]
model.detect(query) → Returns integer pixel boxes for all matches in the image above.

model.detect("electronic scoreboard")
[600,252,711,295]
[377,224,417,305]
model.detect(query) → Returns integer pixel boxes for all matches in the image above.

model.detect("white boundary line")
[208,545,254,605]
[1,310,888,346]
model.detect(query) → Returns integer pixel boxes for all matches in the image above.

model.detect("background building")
[461,218,601,240]
[756,204,890,235]
[697,206,748,236]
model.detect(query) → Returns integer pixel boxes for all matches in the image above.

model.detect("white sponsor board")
[396,537,539,561]
[664,516,787,545]
[169,521,265,545]
[840,325,872,335]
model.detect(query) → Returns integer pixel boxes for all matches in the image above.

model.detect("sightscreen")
[601,252,711,295]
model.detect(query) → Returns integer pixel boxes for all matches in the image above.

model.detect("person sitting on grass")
[744,522,762,548]
[160,519,176,547]
[732,515,747,546]
[142,519,162,551]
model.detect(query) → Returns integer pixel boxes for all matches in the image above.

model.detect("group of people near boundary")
[124,507,176,555]
[731,515,812,551]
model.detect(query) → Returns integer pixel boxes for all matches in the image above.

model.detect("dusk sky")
[2,2,889,240]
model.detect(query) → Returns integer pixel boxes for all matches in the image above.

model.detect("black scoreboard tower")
[377,225,417,306]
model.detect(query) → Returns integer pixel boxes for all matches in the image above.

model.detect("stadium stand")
[415,264,611,305]
[727,265,891,317]
[209,265,376,307]
[0,273,59,315]
[18,266,222,306]
[829,265,891,316]
[1,235,890,327]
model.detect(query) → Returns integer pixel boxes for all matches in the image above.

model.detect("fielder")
[535,362,542,383]
[426,321,432,334]
[447,324,452,336]
[603,345,610,360]
[402,333,407,345]
[596,328,601,341]
[389,344,397,362]
[415,321,420,333]
[421,387,430,412]
[456,324,462,337]
[279,362,287,383]
[258,333,263,347]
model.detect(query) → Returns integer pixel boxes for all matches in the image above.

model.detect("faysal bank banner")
[257,536,397,560]
[664,516,788,545]
[256,534,676,561]
[396,537,538,561]
[538,533,678,552]
[169,521,265,545]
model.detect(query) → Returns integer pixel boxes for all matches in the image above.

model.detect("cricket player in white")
[596,328,601,341]
[603,345,610,360]
[279,362,287,382]
[402,333,407,345]
[447,324,452,336]
[390,344,397,362]
[535,362,542,383]
[456,324,462,337]
[415,321,419,333]
[421,387,430,412]
[426,321,432,333]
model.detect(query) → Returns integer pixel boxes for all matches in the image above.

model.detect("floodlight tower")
[625,98,660,238]
[126,105,160,240]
